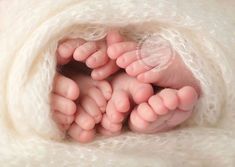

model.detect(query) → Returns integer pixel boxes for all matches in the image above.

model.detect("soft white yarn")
[0,0,235,166]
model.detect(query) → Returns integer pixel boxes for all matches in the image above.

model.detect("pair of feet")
[51,30,200,143]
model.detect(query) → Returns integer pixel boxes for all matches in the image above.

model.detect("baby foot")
[67,74,112,143]
[98,73,154,136]
[107,31,200,94]
[129,86,198,133]
[51,43,80,131]
[58,36,120,80]
[107,31,200,133]
[51,74,79,131]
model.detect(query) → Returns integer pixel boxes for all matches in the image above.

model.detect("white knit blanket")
[0,0,235,166]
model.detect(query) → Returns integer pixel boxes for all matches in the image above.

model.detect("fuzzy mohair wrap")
[0,0,235,166]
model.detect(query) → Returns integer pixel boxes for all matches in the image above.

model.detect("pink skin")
[53,29,200,138]
[53,38,113,142]
[128,86,198,133]
[67,73,112,143]
[51,40,81,132]
[106,31,200,133]
[57,37,120,80]
[51,74,79,131]
[98,73,154,136]
[72,37,120,81]
[52,34,121,140]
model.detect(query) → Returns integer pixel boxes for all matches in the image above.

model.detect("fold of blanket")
[0,0,235,166]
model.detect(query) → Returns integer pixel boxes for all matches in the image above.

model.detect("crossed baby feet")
[51,30,200,143]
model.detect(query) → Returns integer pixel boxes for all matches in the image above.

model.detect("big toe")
[178,86,198,111]
[100,114,123,133]
[129,80,154,104]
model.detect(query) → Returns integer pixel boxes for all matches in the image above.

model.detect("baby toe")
[106,100,126,123]
[87,87,107,112]
[107,42,137,59]
[86,40,108,68]
[57,39,85,65]
[126,60,152,77]
[53,74,79,100]
[112,90,131,113]
[129,108,150,131]
[159,89,179,110]
[86,50,109,69]
[75,106,96,130]
[51,94,77,115]
[137,103,158,122]
[100,114,122,132]
[53,111,74,125]
[94,80,112,100]
[91,60,120,80]
[148,95,169,115]
[68,123,96,143]
[129,81,154,104]
[80,97,102,123]
[116,50,138,68]
[178,86,198,111]
[73,41,98,62]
